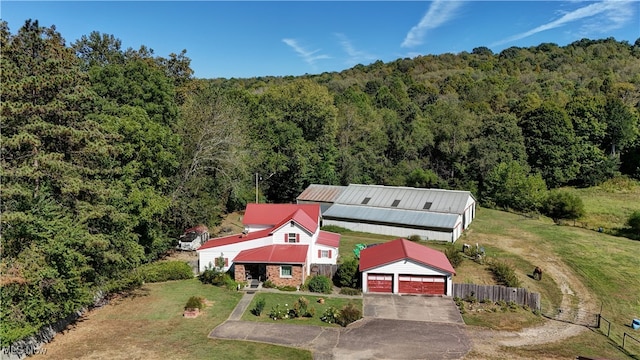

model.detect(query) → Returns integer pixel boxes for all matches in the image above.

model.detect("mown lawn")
[32,279,312,360]
[241,292,362,326]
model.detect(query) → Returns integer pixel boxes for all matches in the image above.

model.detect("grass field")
[465,208,640,359]
[32,279,312,360]
[561,177,640,232]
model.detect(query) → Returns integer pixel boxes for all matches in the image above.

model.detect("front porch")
[234,263,306,288]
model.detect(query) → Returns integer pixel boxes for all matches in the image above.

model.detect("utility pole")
[255,172,259,203]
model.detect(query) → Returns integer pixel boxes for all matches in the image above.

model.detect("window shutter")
[329,250,332,258]
[284,233,287,242]
[296,234,300,243]
[318,250,321,257]
[225,258,229,267]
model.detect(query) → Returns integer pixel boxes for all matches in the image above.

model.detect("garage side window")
[281,265,292,277]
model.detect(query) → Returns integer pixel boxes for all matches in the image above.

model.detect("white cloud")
[493,0,636,46]
[335,33,377,66]
[401,0,465,48]
[282,38,330,67]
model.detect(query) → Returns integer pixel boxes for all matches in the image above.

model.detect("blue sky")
[2,1,639,79]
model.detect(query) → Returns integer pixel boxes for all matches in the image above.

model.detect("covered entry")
[398,275,445,295]
[367,274,393,293]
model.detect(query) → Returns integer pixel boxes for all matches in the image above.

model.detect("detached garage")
[359,238,456,296]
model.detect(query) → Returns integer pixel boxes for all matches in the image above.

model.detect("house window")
[391,199,401,207]
[423,201,432,210]
[281,265,292,278]
[361,197,371,205]
[320,250,329,258]
[287,233,297,243]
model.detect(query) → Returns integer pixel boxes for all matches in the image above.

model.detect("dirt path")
[464,230,599,359]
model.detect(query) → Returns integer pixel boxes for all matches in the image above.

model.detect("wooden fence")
[453,283,540,310]
[310,264,338,279]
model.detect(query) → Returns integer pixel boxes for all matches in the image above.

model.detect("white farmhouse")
[197,203,340,288]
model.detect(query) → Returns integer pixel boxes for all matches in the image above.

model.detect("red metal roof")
[197,228,272,251]
[243,204,320,231]
[359,238,455,275]
[271,208,318,234]
[317,231,340,248]
[234,244,309,264]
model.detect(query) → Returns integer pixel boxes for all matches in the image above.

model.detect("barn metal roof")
[323,204,459,230]
[333,184,474,214]
[296,184,346,203]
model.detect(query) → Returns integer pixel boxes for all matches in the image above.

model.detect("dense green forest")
[1,19,639,345]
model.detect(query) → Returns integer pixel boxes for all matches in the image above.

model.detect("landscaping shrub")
[337,303,362,327]
[268,304,289,320]
[444,244,463,268]
[262,279,276,288]
[199,267,225,285]
[542,190,585,223]
[627,210,640,232]
[137,261,193,283]
[184,296,204,310]
[290,297,314,318]
[407,234,422,242]
[251,297,266,316]
[488,261,521,287]
[339,287,362,296]
[335,257,360,288]
[277,285,297,292]
[306,275,332,294]
[320,306,340,324]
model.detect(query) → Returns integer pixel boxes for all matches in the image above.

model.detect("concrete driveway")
[363,294,464,324]
[210,293,470,359]
[210,318,471,360]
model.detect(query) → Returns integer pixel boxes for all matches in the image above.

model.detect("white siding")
[462,197,476,230]
[197,238,267,272]
[311,245,338,266]
[270,223,313,245]
[324,219,458,242]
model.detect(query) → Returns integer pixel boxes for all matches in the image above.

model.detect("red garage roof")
[317,231,340,248]
[359,238,455,275]
[197,228,272,251]
[243,204,320,231]
[234,244,309,264]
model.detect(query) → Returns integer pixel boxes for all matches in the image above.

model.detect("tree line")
[1,19,639,345]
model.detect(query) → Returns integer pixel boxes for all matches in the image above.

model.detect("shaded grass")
[242,292,362,327]
[32,279,312,360]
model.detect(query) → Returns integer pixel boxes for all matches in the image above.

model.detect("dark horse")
[533,267,543,281]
